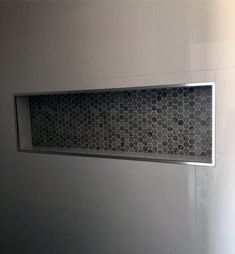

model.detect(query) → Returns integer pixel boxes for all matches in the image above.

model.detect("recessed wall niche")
[15,82,215,166]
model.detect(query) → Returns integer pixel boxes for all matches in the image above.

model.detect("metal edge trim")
[18,148,213,167]
[211,82,216,167]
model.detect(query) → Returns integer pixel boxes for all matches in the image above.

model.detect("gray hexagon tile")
[29,85,213,161]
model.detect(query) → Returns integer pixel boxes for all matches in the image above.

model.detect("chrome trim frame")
[14,82,216,167]
[211,81,216,167]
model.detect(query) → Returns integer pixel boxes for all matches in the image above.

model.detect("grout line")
[4,190,196,228]
[0,68,219,89]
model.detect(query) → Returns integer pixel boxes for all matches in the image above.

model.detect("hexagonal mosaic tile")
[29,85,212,161]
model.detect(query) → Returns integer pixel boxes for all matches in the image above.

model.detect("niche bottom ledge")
[20,146,213,166]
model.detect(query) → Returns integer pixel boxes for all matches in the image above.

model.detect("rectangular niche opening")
[14,82,215,166]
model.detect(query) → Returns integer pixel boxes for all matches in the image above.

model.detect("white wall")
[0,1,235,254]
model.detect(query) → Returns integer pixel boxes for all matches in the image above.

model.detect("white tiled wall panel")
[0,1,235,254]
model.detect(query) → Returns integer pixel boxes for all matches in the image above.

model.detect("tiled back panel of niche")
[29,85,212,162]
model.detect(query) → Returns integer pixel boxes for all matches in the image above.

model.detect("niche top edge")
[13,82,215,97]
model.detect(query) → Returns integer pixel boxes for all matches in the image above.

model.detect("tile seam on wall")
[0,69,218,89]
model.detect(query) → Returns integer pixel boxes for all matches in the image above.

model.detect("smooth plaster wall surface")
[0,1,235,254]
